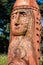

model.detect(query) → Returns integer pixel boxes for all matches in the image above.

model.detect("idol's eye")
[20,12,26,17]
[11,12,17,19]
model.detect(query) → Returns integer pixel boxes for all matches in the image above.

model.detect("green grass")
[0,54,43,65]
[40,55,43,65]
[0,54,7,65]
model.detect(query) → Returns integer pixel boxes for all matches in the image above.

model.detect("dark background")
[0,0,43,54]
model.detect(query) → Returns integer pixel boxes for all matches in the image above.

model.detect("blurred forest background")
[0,0,43,54]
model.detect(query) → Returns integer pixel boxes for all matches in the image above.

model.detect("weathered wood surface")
[8,0,42,65]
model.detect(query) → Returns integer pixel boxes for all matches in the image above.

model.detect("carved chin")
[12,30,27,36]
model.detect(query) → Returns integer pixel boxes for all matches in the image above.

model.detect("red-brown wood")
[8,0,42,65]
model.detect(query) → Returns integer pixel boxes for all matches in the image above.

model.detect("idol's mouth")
[15,26,20,29]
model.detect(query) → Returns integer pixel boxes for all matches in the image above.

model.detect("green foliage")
[0,0,14,53]
[37,0,43,16]
[42,27,43,36]
[40,55,43,65]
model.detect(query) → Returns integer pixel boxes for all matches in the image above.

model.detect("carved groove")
[37,41,39,43]
[36,34,39,37]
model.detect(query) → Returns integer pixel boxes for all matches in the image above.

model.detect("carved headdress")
[13,0,39,9]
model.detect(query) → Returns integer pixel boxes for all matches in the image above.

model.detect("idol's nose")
[15,12,20,26]
[15,23,19,26]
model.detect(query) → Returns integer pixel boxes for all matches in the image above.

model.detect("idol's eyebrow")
[11,11,26,15]
[11,12,18,15]
[11,13,16,15]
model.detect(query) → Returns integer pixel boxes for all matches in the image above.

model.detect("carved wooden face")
[10,9,33,36]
